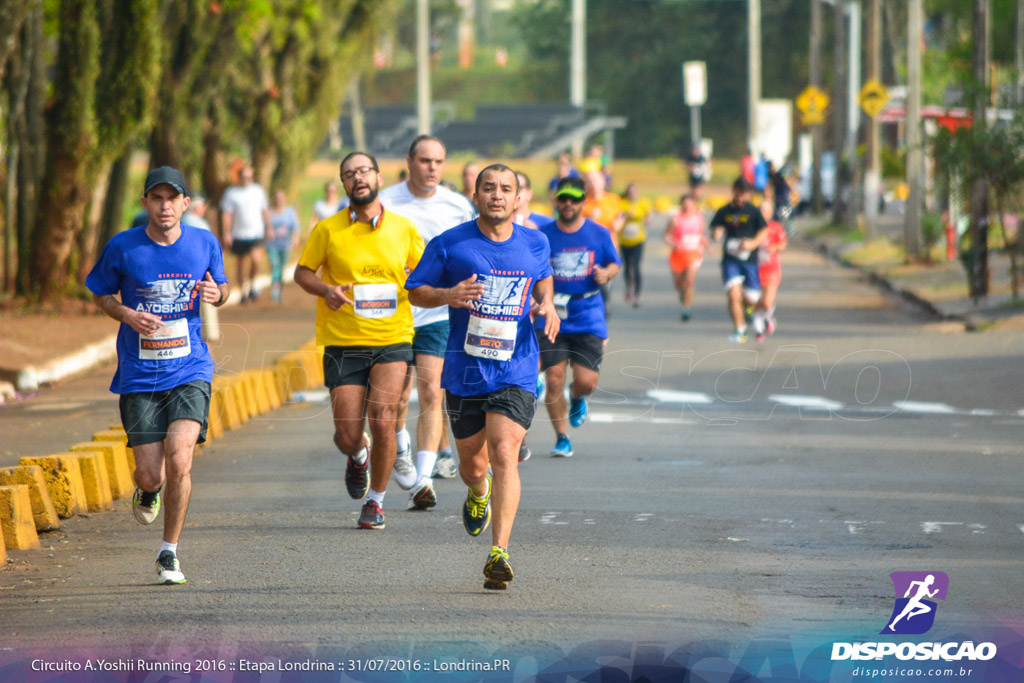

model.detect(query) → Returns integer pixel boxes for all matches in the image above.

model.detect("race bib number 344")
[464,315,517,361]
[139,318,190,360]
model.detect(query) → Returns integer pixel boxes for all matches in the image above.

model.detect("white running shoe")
[432,451,458,479]
[156,551,185,585]
[392,447,418,490]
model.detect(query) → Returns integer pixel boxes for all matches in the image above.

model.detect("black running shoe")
[357,500,385,529]
[345,456,369,499]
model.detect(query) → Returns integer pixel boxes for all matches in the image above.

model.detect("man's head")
[462,161,480,195]
[554,176,586,224]
[474,164,520,225]
[515,171,534,208]
[187,191,208,217]
[731,177,751,205]
[583,170,605,197]
[340,152,382,207]
[142,166,190,230]
[407,135,446,195]
[240,165,255,186]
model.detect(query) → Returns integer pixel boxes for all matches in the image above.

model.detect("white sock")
[160,542,177,556]
[395,428,411,453]
[416,450,437,481]
[736,324,747,335]
[347,445,367,466]
[752,312,766,334]
[365,489,385,506]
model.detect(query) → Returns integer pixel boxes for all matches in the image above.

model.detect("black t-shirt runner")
[710,201,767,263]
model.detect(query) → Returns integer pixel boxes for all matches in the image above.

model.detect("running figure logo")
[474,272,532,319]
[881,571,949,635]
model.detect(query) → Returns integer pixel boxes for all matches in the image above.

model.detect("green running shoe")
[483,545,513,590]
[462,474,492,537]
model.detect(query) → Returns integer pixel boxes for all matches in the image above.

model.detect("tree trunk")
[98,149,133,248]
[76,161,113,284]
[29,0,100,300]
[15,1,44,296]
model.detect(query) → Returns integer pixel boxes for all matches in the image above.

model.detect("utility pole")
[845,1,862,229]
[415,0,431,135]
[969,0,991,297]
[864,0,881,241]
[810,0,824,214]
[570,0,586,158]
[748,0,761,154]
[905,0,923,259]
[832,0,847,225]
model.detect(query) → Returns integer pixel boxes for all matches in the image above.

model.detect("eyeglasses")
[341,166,376,182]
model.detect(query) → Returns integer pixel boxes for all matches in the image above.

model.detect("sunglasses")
[556,195,585,204]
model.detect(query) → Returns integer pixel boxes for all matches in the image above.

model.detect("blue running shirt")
[86,226,228,394]
[536,219,620,338]
[405,221,552,397]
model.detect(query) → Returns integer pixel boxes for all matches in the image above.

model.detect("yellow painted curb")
[0,485,41,550]
[18,455,88,518]
[231,380,252,423]
[262,368,283,409]
[246,369,271,415]
[239,374,259,419]
[72,442,132,500]
[68,451,114,512]
[207,388,225,440]
[0,520,6,566]
[0,466,60,532]
[92,428,134,464]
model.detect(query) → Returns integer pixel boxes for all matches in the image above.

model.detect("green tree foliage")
[0,0,397,303]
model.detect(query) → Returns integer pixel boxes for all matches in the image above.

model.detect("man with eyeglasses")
[379,135,476,511]
[536,176,620,458]
[406,164,559,590]
[294,152,425,530]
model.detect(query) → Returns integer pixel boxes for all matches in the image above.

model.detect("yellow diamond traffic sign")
[796,85,830,126]
[858,79,890,118]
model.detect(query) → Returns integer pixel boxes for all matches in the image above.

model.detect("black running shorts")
[445,387,537,440]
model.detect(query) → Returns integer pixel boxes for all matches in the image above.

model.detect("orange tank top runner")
[669,211,705,273]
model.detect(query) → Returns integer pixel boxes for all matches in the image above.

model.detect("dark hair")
[732,177,751,192]
[407,134,446,159]
[475,163,520,195]
[340,151,379,176]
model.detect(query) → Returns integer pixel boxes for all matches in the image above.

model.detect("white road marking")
[894,400,956,414]
[843,520,885,535]
[769,394,844,410]
[540,512,567,525]
[634,513,653,523]
[647,389,715,404]
[969,408,996,416]
[922,521,962,534]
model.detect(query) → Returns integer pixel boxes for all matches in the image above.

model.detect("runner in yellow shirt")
[294,151,425,530]
[618,183,651,307]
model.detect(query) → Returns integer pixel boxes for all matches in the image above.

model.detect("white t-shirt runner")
[220,183,269,240]
[379,181,477,328]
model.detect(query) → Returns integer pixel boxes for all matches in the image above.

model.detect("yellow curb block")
[207,388,226,440]
[231,379,252,423]
[18,455,88,518]
[246,370,271,415]
[0,485,41,550]
[92,429,134,464]
[68,451,113,512]
[0,520,6,566]
[72,442,132,500]
[0,466,60,532]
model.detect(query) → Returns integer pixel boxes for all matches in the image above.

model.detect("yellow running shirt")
[619,197,652,247]
[298,209,425,347]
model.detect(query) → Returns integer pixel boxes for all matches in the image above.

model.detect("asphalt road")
[1,235,1021,681]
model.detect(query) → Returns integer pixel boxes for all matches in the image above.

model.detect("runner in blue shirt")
[86,166,229,585]
[406,164,559,590]
[536,177,620,458]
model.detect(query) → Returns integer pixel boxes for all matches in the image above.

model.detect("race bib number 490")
[139,317,190,360]
[464,314,517,361]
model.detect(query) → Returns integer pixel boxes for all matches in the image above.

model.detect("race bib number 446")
[139,317,190,360]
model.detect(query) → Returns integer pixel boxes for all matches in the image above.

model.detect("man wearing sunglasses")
[535,176,620,458]
[294,152,425,531]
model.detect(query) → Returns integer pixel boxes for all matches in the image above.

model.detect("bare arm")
[407,275,485,309]
[294,264,353,310]
[531,276,560,342]
[592,262,620,285]
[93,294,164,336]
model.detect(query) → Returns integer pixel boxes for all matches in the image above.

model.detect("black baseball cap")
[144,166,187,196]
[555,176,586,200]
